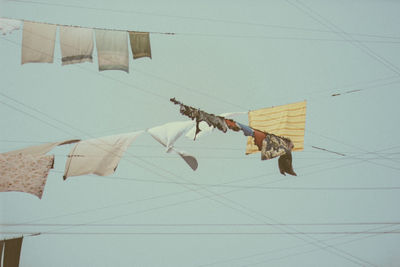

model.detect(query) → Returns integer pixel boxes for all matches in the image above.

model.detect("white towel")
[63,131,143,179]
[0,18,22,35]
[95,29,129,73]
[21,21,57,64]
[60,26,93,65]
[5,139,80,155]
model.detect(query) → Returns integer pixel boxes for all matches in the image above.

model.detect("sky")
[1,0,400,266]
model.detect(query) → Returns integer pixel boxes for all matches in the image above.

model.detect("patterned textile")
[0,154,54,199]
[246,101,306,153]
[60,26,93,65]
[260,134,292,160]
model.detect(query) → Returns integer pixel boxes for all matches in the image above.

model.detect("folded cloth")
[95,29,129,72]
[0,18,22,35]
[129,31,152,59]
[60,26,93,65]
[4,139,80,155]
[3,237,23,267]
[0,153,54,199]
[63,131,143,179]
[21,21,57,64]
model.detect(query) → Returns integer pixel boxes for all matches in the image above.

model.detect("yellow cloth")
[246,101,306,153]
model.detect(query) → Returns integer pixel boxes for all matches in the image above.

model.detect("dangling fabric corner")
[59,26,93,65]
[246,101,306,154]
[21,21,57,64]
[63,131,143,179]
[129,31,152,59]
[95,29,129,72]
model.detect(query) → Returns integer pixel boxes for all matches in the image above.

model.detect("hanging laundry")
[0,18,22,35]
[225,119,240,132]
[4,139,80,155]
[0,154,54,199]
[129,31,152,59]
[278,150,296,176]
[21,21,57,64]
[3,237,23,267]
[0,240,3,264]
[147,121,194,152]
[246,101,306,154]
[147,121,198,170]
[59,26,93,65]
[236,122,254,137]
[95,29,129,73]
[185,112,245,140]
[170,98,227,140]
[63,131,143,179]
[253,129,267,151]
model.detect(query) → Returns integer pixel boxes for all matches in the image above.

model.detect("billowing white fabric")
[21,21,57,64]
[0,153,54,199]
[63,131,143,179]
[185,111,247,139]
[95,29,129,72]
[147,121,195,152]
[0,18,21,35]
[5,139,80,155]
[147,121,198,170]
[60,26,93,65]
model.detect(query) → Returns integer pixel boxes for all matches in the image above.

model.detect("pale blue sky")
[1,0,400,266]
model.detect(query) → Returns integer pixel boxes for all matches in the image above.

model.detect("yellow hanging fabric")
[246,101,306,153]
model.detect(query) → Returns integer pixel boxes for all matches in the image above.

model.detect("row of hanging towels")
[0,100,306,200]
[0,18,153,72]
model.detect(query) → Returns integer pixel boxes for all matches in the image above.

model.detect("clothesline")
[0,16,176,35]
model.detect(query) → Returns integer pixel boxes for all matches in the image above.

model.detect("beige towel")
[95,29,129,72]
[246,101,307,153]
[60,26,93,65]
[21,21,57,64]
[63,131,143,179]
[129,31,152,59]
[0,154,54,199]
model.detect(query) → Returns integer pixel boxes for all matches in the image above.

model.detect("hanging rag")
[63,131,143,179]
[4,139,80,155]
[21,21,57,64]
[129,31,152,59]
[0,240,4,264]
[0,18,21,35]
[225,119,241,131]
[236,122,254,137]
[147,121,198,170]
[3,237,23,267]
[246,101,306,154]
[253,129,266,151]
[278,150,297,176]
[0,154,54,199]
[95,29,129,72]
[59,26,93,65]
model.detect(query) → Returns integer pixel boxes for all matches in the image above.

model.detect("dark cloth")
[236,122,254,137]
[0,240,4,264]
[172,98,227,139]
[253,130,266,151]
[4,237,23,267]
[278,151,297,176]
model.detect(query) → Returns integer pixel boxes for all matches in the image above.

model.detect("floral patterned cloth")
[0,153,54,199]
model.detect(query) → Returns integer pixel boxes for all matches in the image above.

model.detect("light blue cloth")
[237,122,254,137]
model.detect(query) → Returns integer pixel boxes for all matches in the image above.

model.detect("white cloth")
[0,18,21,35]
[147,121,194,152]
[63,131,143,179]
[185,112,246,139]
[0,153,54,199]
[60,26,93,65]
[95,29,129,72]
[147,121,198,170]
[5,139,80,155]
[21,21,57,64]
